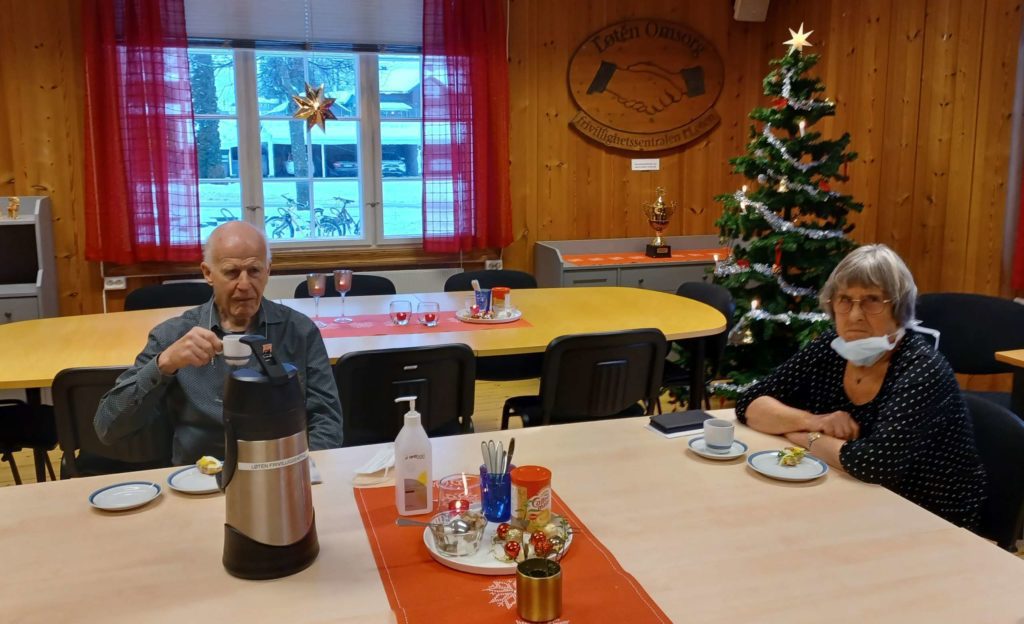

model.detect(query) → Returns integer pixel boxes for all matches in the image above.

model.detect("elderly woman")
[735,244,986,529]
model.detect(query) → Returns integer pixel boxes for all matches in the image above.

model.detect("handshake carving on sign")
[587,61,706,115]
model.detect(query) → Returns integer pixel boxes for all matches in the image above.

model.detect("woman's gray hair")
[818,244,918,326]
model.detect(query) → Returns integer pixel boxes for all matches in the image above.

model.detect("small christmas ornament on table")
[7,197,19,219]
[641,186,677,258]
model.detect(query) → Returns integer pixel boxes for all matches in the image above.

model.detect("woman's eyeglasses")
[829,295,891,315]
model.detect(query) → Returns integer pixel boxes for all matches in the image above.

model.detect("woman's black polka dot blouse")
[735,329,986,529]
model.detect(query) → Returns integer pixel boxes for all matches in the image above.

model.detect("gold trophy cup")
[642,187,676,258]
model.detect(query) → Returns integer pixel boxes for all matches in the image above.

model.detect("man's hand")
[810,410,860,440]
[157,327,223,375]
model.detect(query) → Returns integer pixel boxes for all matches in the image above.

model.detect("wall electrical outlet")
[485,259,503,270]
[103,277,127,291]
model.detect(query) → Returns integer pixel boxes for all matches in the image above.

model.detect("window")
[189,48,423,246]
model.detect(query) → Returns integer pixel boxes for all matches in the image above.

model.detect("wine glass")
[333,269,353,324]
[306,273,328,328]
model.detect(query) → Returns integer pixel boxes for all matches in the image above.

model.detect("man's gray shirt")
[94,298,343,464]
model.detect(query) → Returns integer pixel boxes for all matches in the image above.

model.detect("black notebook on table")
[649,410,713,434]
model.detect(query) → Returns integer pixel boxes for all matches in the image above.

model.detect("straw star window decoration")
[291,82,337,132]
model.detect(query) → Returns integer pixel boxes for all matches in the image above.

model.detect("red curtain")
[421,0,513,253]
[82,0,201,264]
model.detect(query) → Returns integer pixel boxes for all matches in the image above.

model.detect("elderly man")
[95,221,343,464]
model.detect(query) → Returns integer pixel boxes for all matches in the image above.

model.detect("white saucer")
[688,436,748,460]
[455,309,522,324]
[167,466,220,495]
[89,481,162,511]
[747,450,829,481]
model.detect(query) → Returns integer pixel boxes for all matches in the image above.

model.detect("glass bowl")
[428,509,487,557]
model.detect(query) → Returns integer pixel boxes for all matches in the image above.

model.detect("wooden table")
[0,287,725,405]
[995,349,1024,415]
[2,411,1022,622]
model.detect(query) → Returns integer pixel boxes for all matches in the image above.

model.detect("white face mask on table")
[831,328,905,367]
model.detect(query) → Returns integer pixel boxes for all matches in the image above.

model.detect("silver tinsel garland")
[764,167,840,200]
[779,66,834,112]
[714,259,818,297]
[735,190,846,240]
[761,124,828,172]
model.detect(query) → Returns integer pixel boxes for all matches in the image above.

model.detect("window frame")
[190,45,424,250]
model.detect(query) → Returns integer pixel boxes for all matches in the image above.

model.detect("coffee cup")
[222,334,251,367]
[703,418,735,453]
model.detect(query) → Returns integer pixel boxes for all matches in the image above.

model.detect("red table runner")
[318,313,531,339]
[563,247,731,267]
[354,485,670,623]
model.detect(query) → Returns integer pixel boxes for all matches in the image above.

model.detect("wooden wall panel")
[0,0,101,317]
[505,0,1023,305]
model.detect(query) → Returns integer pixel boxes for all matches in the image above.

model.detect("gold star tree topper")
[291,82,337,132]
[784,23,814,53]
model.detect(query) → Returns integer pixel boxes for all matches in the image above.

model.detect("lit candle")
[798,119,806,137]
[713,253,720,263]
[751,299,760,311]
[741,185,748,194]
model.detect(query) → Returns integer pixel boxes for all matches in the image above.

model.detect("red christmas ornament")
[771,97,788,109]
[774,240,783,269]
[737,259,751,268]
[818,180,831,192]
[496,523,511,540]
[504,541,521,559]
[530,531,547,547]
[534,538,554,558]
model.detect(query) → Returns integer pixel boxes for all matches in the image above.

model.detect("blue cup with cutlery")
[480,438,515,523]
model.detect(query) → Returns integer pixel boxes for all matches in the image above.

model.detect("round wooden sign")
[568,19,724,151]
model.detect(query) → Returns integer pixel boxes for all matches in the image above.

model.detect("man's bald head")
[204,221,271,266]
[201,221,272,331]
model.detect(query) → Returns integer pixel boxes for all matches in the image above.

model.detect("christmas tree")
[712,24,862,397]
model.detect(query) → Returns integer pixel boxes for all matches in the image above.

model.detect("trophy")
[642,186,676,258]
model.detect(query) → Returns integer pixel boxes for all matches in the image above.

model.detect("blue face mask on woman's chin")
[830,328,905,367]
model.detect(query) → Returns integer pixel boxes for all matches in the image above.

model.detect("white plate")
[747,450,829,482]
[89,481,162,511]
[688,436,748,460]
[167,466,220,495]
[423,515,573,576]
[455,309,523,324]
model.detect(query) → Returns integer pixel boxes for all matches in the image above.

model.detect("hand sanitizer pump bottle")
[394,395,432,515]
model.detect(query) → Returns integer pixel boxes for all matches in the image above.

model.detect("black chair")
[294,274,397,298]
[501,329,667,429]
[124,282,213,311]
[443,269,538,292]
[52,367,173,478]
[444,269,542,381]
[916,293,1024,411]
[962,394,1024,551]
[0,399,57,484]
[333,344,476,447]
[659,282,735,411]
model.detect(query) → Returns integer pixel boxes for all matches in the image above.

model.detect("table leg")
[25,388,41,408]
[1012,371,1024,417]
[688,339,706,411]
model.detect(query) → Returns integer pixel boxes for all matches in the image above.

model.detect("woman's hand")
[810,410,860,440]
[784,431,808,447]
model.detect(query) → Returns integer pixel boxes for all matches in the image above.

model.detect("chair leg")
[501,403,512,430]
[44,451,56,481]
[2,451,23,486]
[33,448,50,483]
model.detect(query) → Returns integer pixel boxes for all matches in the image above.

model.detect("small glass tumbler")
[436,472,482,513]
[480,464,512,523]
[389,300,412,326]
[418,301,440,327]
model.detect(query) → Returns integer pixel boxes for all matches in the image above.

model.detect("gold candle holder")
[516,558,562,622]
[641,187,676,258]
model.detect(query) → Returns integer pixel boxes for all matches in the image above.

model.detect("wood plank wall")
[505,0,1023,300]
[0,0,101,316]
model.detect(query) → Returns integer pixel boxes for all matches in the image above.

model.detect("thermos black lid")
[222,335,306,442]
